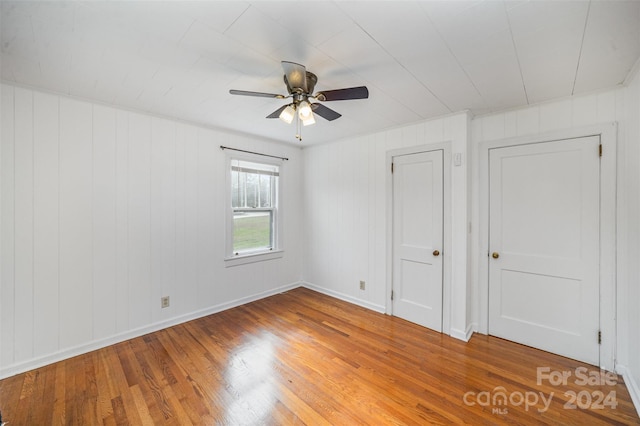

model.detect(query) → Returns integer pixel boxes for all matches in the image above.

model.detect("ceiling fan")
[229,61,369,141]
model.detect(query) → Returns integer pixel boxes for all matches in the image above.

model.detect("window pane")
[231,160,278,209]
[233,211,272,253]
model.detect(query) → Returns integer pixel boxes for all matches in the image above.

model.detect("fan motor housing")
[284,71,318,95]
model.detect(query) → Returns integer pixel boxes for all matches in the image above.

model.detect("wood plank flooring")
[1,287,638,425]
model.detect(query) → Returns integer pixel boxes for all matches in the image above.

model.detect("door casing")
[478,123,617,371]
[386,143,452,336]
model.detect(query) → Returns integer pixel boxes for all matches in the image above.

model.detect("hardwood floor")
[1,287,638,425]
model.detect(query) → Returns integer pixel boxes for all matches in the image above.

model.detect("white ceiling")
[2,1,640,145]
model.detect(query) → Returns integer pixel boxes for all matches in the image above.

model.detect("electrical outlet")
[161,296,170,308]
[359,280,366,290]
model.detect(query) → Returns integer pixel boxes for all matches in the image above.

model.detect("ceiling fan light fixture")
[279,104,296,124]
[230,61,369,139]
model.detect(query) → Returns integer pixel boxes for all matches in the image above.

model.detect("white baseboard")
[300,281,386,314]
[616,364,640,418]
[450,322,475,342]
[0,281,301,380]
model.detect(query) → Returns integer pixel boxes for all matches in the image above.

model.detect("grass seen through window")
[233,212,271,252]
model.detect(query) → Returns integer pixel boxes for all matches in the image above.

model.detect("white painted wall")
[0,84,304,378]
[301,113,471,339]
[621,66,640,406]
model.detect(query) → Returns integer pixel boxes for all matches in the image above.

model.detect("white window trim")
[224,151,283,267]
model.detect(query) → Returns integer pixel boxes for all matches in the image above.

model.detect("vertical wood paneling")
[33,91,59,357]
[539,99,572,132]
[150,118,176,321]
[174,124,186,313]
[623,71,640,388]
[115,110,129,333]
[1,85,15,366]
[503,111,518,138]
[150,118,163,320]
[338,141,349,289]
[478,113,505,141]
[0,88,3,370]
[401,124,418,148]
[424,119,443,143]
[309,146,322,284]
[445,113,469,335]
[14,87,34,361]
[373,133,387,303]
[92,105,118,340]
[516,107,540,135]
[571,95,598,127]
[183,125,198,310]
[304,147,315,280]
[367,134,378,300]
[354,137,369,295]
[314,146,328,287]
[303,145,322,286]
[59,98,93,349]
[326,142,340,291]
[320,145,332,288]
[161,118,176,315]
[338,141,352,289]
[597,91,617,122]
[211,133,226,264]
[128,113,152,329]
[196,129,217,307]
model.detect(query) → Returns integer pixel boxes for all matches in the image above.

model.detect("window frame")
[224,152,283,267]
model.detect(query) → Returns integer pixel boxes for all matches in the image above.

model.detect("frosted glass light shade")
[298,101,312,119]
[279,105,296,124]
[298,101,315,126]
[302,114,316,126]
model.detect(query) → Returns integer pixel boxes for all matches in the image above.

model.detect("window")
[226,155,282,265]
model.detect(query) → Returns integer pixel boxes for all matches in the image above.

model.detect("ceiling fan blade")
[311,103,342,121]
[229,89,284,99]
[266,105,288,119]
[282,61,308,92]
[315,86,369,101]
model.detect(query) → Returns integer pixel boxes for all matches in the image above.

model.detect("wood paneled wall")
[0,84,304,378]
[301,113,471,338]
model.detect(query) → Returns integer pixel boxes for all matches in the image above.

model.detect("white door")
[488,136,600,365]
[392,150,444,332]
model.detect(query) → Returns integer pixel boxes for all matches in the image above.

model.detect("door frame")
[478,123,617,371]
[386,143,452,335]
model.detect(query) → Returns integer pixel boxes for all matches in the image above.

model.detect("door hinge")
[391,290,394,301]
[599,144,603,157]
[391,162,394,173]
[598,330,602,344]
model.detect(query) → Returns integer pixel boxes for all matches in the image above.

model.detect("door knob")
[492,252,500,259]
[433,250,440,257]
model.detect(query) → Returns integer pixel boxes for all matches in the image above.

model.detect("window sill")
[224,250,284,267]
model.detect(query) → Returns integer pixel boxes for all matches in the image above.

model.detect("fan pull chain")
[295,114,302,141]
